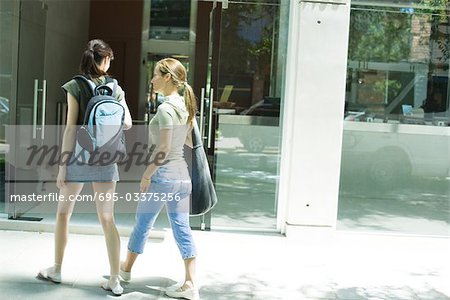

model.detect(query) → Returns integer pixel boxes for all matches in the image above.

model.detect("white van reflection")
[225,98,450,187]
[235,97,280,153]
[341,121,450,187]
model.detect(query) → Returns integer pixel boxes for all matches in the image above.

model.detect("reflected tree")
[348,7,411,62]
[220,3,277,77]
[349,0,449,64]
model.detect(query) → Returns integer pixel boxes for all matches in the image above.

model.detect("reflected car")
[230,99,450,187]
[236,97,280,152]
[341,122,450,187]
[342,106,450,187]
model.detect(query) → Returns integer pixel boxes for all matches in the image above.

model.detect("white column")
[277,0,351,233]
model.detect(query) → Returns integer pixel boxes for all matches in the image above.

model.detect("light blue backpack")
[73,75,127,165]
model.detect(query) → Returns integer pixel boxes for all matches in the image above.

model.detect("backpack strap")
[73,75,96,96]
[72,75,93,125]
[73,75,117,97]
[105,77,118,98]
[95,76,117,97]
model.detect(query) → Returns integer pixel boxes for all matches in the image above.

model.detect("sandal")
[165,283,199,300]
[101,278,123,296]
[36,266,61,283]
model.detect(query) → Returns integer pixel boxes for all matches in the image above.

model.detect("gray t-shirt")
[149,94,190,166]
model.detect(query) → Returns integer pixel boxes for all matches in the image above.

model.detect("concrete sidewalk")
[0,228,448,299]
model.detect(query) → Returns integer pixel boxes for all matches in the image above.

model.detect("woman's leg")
[121,250,138,272]
[123,194,165,274]
[167,210,197,289]
[55,182,83,268]
[93,182,121,287]
[167,176,197,289]
[38,182,83,282]
[183,257,196,289]
[165,209,199,300]
[163,172,197,291]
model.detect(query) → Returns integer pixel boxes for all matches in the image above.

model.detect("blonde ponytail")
[183,82,197,124]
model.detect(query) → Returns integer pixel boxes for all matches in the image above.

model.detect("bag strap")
[73,75,96,96]
[164,101,200,147]
[106,77,117,96]
[191,119,203,149]
[73,75,117,97]
[99,77,117,98]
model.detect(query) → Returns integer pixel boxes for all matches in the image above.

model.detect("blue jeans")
[128,164,197,259]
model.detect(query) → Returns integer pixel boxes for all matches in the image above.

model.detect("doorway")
[1,0,48,219]
[0,0,91,220]
[141,0,289,231]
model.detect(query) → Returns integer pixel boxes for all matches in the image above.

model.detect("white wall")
[278,0,351,232]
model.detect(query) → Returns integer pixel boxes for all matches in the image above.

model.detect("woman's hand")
[140,175,151,193]
[56,167,67,190]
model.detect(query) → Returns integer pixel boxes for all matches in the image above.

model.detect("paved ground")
[0,227,449,299]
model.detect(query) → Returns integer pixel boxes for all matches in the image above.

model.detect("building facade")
[0,0,448,236]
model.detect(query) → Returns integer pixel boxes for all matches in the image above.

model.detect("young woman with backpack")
[119,58,200,300]
[37,39,132,296]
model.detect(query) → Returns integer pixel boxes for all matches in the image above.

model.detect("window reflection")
[212,0,287,229]
[0,1,13,214]
[149,0,191,40]
[338,1,450,236]
[345,3,450,125]
[216,2,282,115]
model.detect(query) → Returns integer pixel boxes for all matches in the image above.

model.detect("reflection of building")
[0,0,449,237]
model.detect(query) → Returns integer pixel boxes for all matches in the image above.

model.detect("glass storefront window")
[149,0,191,40]
[345,1,449,124]
[0,0,14,215]
[217,0,282,113]
[338,1,450,236]
[140,0,288,230]
[212,0,288,229]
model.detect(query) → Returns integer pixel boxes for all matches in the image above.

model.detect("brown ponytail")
[79,39,114,78]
